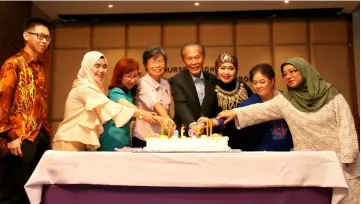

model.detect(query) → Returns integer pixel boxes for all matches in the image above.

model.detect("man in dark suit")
[170,43,218,135]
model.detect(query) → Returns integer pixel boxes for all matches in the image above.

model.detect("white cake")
[144,135,231,151]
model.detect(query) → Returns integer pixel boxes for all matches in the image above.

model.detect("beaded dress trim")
[215,81,249,110]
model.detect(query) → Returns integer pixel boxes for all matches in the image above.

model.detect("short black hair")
[24,18,52,32]
[142,46,167,71]
[180,43,205,59]
[249,63,275,82]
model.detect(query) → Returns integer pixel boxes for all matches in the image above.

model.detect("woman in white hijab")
[52,51,138,151]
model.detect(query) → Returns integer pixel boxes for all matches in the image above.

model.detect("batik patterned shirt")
[0,49,50,156]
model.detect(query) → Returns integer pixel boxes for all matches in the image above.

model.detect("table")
[43,184,332,204]
[25,150,352,204]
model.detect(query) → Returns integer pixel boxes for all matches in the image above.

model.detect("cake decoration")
[195,125,201,137]
[181,125,185,138]
[158,118,174,138]
[188,128,196,137]
[173,130,179,138]
[167,119,171,138]
[143,119,231,151]
[160,119,164,136]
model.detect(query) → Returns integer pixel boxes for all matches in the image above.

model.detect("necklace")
[273,120,286,137]
[215,81,249,110]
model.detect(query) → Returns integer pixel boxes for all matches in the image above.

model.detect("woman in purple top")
[133,47,176,147]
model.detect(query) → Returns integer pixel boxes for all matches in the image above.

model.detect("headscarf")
[215,53,239,91]
[215,53,238,76]
[73,51,108,93]
[214,53,249,110]
[281,57,339,112]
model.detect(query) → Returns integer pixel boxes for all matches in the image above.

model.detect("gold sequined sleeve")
[334,94,359,163]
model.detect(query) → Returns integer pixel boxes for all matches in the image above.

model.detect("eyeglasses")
[149,60,165,66]
[27,32,52,42]
[123,73,140,81]
[282,69,299,78]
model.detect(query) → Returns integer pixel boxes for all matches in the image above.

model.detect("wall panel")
[199,23,233,46]
[0,2,31,63]
[128,25,161,48]
[352,8,360,115]
[54,26,90,49]
[311,45,354,112]
[273,21,307,44]
[163,23,197,47]
[93,25,125,48]
[52,49,89,120]
[310,20,348,44]
[236,22,270,46]
[163,48,184,80]
[51,122,61,139]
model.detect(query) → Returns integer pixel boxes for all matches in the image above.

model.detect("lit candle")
[206,120,209,137]
[168,119,171,138]
[181,125,185,137]
[160,119,164,135]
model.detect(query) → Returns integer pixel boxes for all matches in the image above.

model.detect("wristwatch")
[138,111,144,120]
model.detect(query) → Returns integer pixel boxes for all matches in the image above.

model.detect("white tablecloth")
[25,150,351,204]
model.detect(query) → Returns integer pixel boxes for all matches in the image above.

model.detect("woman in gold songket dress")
[198,53,253,149]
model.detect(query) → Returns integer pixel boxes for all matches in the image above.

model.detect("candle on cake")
[206,120,209,136]
[196,125,201,137]
[173,130,179,138]
[167,119,171,138]
[160,118,164,136]
[208,119,213,136]
[181,125,185,138]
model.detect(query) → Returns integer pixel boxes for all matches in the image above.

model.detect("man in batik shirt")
[0,18,52,204]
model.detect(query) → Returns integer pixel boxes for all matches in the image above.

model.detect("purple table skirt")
[43,185,332,204]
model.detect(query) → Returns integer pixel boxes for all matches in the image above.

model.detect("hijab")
[214,53,249,110]
[281,57,339,112]
[73,51,108,93]
[215,53,238,91]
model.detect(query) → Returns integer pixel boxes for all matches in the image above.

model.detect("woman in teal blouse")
[98,57,160,151]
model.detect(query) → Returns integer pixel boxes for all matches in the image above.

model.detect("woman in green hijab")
[217,57,359,204]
